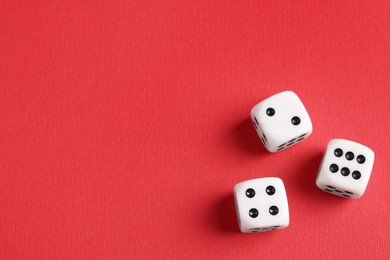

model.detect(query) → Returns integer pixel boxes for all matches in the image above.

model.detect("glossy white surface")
[251,91,313,152]
[316,139,375,198]
[234,177,289,233]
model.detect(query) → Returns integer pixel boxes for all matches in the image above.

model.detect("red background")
[1,0,390,259]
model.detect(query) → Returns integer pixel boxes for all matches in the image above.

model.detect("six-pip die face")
[316,139,375,199]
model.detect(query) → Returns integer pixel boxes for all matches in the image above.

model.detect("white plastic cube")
[234,177,289,233]
[251,91,313,152]
[316,139,375,199]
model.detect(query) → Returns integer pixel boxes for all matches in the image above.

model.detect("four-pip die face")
[234,177,289,233]
[316,139,375,199]
[251,91,313,152]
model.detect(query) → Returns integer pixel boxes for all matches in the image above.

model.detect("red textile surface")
[1,1,390,259]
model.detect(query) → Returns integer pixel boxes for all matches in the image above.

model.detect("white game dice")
[251,91,313,152]
[316,139,375,198]
[234,177,289,233]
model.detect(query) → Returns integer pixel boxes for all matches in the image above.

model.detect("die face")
[234,177,289,233]
[316,139,375,198]
[251,91,313,152]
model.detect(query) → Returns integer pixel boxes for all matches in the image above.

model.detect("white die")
[316,139,375,199]
[234,177,289,233]
[250,91,313,152]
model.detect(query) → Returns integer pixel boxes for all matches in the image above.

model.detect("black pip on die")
[251,91,313,152]
[234,177,289,233]
[316,139,375,198]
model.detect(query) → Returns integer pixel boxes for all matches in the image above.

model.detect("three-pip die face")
[234,177,289,233]
[316,139,375,198]
[251,91,313,152]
